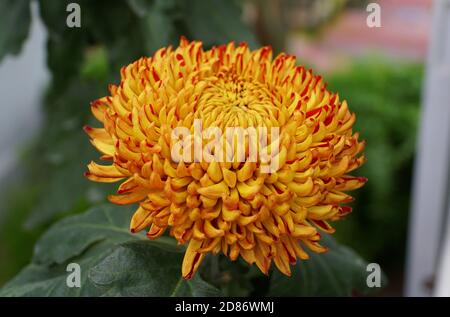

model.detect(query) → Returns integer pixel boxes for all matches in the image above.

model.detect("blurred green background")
[0,0,426,296]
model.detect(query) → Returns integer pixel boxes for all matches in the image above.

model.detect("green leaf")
[268,234,387,296]
[139,8,177,54]
[126,0,156,16]
[24,129,112,229]
[38,0,88,90]
[80,46,109,82]
[0,205,221,297]
[183,0,258,48]
[127,0,181,54]
[89,240,220,296]
[32,204,143,265]
[0,0,31,62]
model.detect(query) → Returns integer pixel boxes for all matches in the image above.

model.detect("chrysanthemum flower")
[85,37,366,279]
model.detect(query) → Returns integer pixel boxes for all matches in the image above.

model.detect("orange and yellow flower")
[85,37,366,279]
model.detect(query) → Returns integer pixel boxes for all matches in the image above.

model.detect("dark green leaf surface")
[183,0,258,48]
[268,234,387,296]
[0,0,31,62]
[32,204,142,265]
[89,240,220,296]
[0,205,220,297]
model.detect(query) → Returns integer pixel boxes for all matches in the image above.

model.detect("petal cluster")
[85,38,366,279]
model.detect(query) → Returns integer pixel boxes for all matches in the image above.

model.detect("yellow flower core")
[85,37,366,279]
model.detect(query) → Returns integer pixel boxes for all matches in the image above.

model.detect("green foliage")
[0,205,220,297]
[269,234,387,296]
[1,205,375,297]
[182,0,257,48]
[0,0,31,62]
[0,182,43,287]
[326,59,422,267]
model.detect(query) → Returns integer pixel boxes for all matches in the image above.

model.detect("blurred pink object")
[288,0,432,71]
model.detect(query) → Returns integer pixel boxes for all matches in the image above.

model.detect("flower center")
[195,78,278,129]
